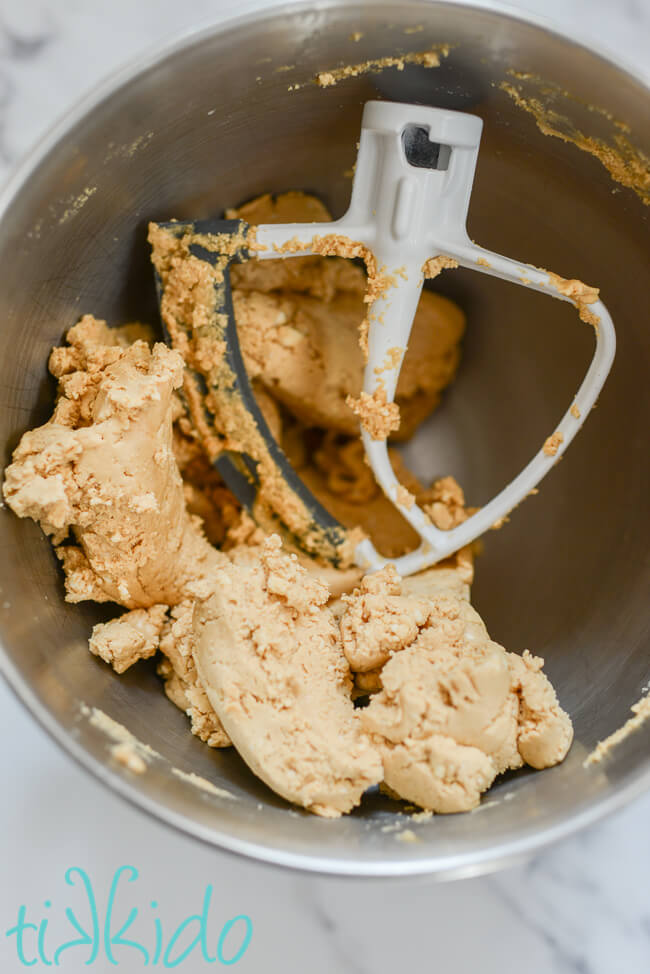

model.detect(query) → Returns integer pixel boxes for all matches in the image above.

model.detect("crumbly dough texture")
[500,73,650,207]
[343,568,573,812]
[148,217,358,565]
[3,315,225,609]
[543,431,564,457]
[310,44,450,89]
[228,193,465,442]
[346,385,401,440]
[3,190,574,817]
[90,604,168,674]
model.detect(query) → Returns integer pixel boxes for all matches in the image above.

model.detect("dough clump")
[193,536,382,816]
[340,566,573,812]
[2,315,225,610]
[89,604,168,674]
[2,316,230,728]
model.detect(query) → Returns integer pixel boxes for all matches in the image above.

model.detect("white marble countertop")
[1,1,649,972]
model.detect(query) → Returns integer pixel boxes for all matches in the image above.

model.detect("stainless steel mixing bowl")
[1,0,648,878]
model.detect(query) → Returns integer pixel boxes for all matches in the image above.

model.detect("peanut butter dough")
[193,537,382,816]
[89,604,168,674]
[2,190,574,819]
[346,385,402,440]
[500,73,650,207]
[158,600,230,748]
[3,315,225,610]
[288,429,476,564]
[228,193,465,442]
[343,567,573,812]
[310,44,450,89]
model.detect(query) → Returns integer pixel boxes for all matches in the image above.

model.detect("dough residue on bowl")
[500,71,650,207]
[583,693,650,767]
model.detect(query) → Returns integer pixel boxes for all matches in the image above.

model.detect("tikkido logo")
[5,866,253,968]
